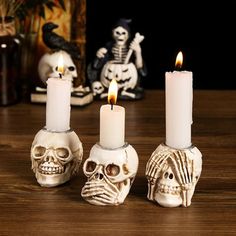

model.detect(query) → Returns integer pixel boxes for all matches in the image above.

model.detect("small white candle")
[100,79,125,149]
[45,54,71,132]
[165,51,193,149]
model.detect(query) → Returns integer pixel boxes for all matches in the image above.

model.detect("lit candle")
[165,51,193,149]
[100,79,125,149]
[46,54,71,132]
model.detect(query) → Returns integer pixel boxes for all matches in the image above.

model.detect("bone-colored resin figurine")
[38,50,77,84]
[146,143,202,207]
[81,143,138,206]
[31,128,83,187]
[88,18,147,100]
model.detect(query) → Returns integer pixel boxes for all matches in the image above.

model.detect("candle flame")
[108,79,118,105]
[57,53,65,76]
[175,51,183,70]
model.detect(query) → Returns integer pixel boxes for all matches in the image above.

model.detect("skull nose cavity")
[164,172,174,179]
[95,173,104,180]
[115,74,118,78]
[45,156,55,163]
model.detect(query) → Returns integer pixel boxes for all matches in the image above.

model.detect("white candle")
[45,54,71,132]
[165,51,193,149]
[99,79,125,149]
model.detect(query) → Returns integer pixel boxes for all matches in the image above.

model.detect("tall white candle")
[165,51,193,149]
[99,79,125,149]
[45,54,71,132]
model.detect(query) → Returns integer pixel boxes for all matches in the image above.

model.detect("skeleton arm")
[129,40,143,69]
[93,48,108,69]
[146,151,170,200]
[96,48,108,58]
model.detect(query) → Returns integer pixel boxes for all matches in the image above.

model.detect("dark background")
[86,0,236,89]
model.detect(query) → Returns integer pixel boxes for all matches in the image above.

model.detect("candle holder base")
[81,143,139,206]
[30,128,83,187]
[145,143,202,207]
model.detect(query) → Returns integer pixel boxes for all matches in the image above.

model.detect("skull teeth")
[39,166,64,175]
[157,184,181,195]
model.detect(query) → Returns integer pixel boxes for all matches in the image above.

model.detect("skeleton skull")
[31,129,83,187]
[38,50,77,84]
[146,144,202,207]
[112,26,129,46]
[92,81,104,96]
[100,62,138,91]
[81,143,138,206]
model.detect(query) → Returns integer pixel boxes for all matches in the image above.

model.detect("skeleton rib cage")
[111,45,128,64]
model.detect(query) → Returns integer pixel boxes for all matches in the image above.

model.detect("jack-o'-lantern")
[100,61,138,91]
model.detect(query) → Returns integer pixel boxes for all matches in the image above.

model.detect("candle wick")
[111,103,113,110]
[175,64,182,71]
[59,73,62,79]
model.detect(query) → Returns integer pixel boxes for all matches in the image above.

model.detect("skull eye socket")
[86,161,97,173]
[106,164,120,177]
[68,66,75,71]
[56,148,70,159]
[34,146,46,157]
[115,31,121,36]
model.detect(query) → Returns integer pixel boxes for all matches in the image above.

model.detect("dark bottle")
[0,35,21,106]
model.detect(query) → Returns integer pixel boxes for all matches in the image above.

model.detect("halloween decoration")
[31,22,93,106]
[31,128,83,187]
[42,22,80,60]
[38,50,77,84]
[146,143,202,207]
[81,143,138,206]
[88,18,147,100]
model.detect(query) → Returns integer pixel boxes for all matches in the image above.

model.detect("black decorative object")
[0,36,21,106]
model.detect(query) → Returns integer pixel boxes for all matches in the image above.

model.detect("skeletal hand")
[96,48,108,58]
[146,150,170,200]
[129,41,141,54]
[129,32,144,54]
[169,151,195,207]
[81,181,119,205]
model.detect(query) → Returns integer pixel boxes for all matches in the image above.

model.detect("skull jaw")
[35,164,72,187]
[154,192,182,208]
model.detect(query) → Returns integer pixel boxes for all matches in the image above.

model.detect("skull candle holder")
[146,143,202,207]
[31,128,83,187]
[81,143,138,206]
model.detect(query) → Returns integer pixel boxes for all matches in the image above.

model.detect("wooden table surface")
[0,90,236,235]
